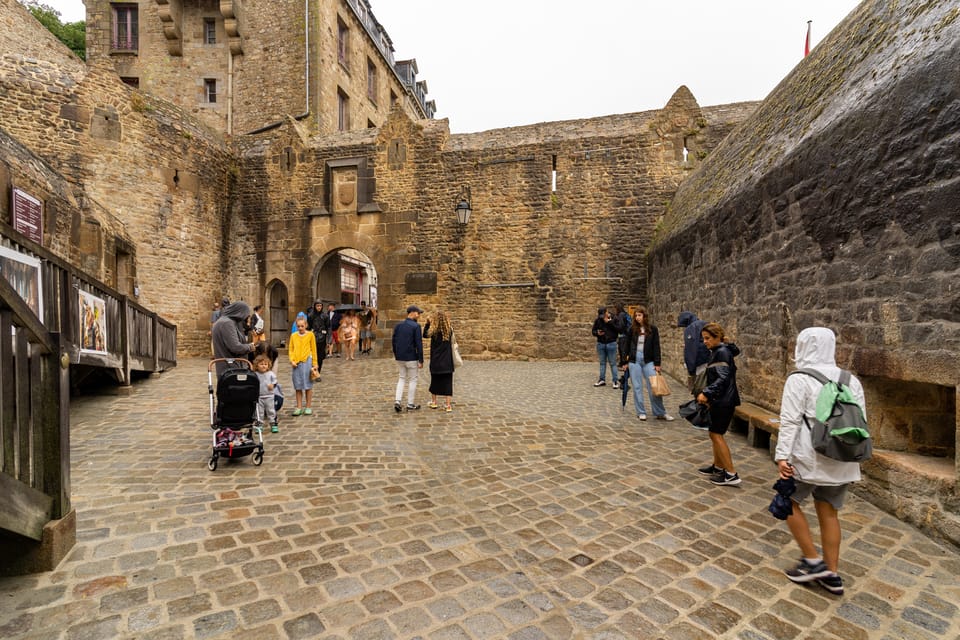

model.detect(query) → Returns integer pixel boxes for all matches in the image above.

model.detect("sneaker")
[406,404,421,411]
[817,574,844,595]
[593,380,606,387]
[303,408,312,416]
[394,402,402,413]
[637,414,647,421]
[785,559,832,583]
[698,464,721,476]
[291,408,302,416]
[710,471,742,486]
[270,423,279,433]
[656,414,675,421]
[428,402,439,409]
[612,381,620,389]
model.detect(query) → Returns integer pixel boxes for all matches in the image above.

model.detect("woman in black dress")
[425,311,455,412]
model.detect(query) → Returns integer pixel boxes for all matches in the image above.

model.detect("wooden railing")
[0,222,176,558]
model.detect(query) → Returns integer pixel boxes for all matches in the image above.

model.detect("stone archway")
[312,248,379,308]
[266,279,289,347]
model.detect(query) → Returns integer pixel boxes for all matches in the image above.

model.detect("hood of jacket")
[794,327,837,370]
[222,301,251,322]
[718,342,741,358]
[677,311,698,328]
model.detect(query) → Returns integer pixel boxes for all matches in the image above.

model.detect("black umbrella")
[620,368,630,411]
[335,303,362,311]
[768,477,796,520]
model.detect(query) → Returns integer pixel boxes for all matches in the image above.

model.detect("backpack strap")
[837,369,851,389]
[787,368,831,385]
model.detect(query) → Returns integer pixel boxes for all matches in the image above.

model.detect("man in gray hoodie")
[212,301,255,377]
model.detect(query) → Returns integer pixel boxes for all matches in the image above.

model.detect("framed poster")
[12,188,43,245]
[0,245,43,321]
[78,289,108,354]
[368,284,378,310]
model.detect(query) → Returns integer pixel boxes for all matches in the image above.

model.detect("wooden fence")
[0,222,176,570]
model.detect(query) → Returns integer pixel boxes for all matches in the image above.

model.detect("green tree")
[21,1,86,60]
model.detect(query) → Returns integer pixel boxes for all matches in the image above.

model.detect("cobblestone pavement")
[2,356,959,639]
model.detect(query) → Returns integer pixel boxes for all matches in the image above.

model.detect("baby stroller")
[207,358,264,471]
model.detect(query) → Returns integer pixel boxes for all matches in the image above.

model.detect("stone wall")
[237,89,757,359]
[1,0,236,355]
[649,0,960,545]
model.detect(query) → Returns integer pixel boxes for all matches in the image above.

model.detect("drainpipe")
[227,50,233,135]
[299,0,311,119]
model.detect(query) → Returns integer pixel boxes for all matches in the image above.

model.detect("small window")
[337,88,349,131]
[120,76,139,88]
[389,90,397,108]
[204,19,216,45]
[367,119,376,129]
[367,59,378,104]
[204,79,217,103]
[111,4,139,51]
[337,17,349,68]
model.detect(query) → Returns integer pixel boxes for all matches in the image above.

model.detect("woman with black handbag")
[425,311,455,412]
[696,322,742,486]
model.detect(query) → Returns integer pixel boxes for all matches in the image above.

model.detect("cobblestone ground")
[1,356,959,639]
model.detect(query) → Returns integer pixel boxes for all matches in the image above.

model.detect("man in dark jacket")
[307,301,328,370]
[392,305,424,412]
[678,311,710,394]
[591,307,620,388]
[212,301,255,377]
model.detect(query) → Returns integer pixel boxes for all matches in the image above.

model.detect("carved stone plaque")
[405,271,437,294]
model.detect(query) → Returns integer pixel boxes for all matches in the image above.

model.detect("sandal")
[445,406,452,412]
[428,402,439,409]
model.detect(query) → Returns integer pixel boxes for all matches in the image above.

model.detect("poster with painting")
[79,289,108,354]
[0,245,43,321]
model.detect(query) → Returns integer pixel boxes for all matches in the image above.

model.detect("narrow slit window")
[552,154,558,192]
[204,79,217,103]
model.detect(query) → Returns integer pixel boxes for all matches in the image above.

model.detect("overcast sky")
[41,0,862,133]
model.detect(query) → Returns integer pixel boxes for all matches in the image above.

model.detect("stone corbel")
[220,0,244,55]
[155,0,183,56]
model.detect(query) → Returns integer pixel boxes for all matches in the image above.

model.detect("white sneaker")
[638,414,647,421]
[593,380,606,387]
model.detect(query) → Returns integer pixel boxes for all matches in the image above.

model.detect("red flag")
[804,21,812,57]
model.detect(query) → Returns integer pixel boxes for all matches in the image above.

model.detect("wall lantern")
[454,186,472,226]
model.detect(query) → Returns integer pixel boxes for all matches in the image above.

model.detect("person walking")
[696,322,742,486]
[250,304,266,345]
[393,305,424,412]
[211,300,255,377]
[307,301,328,372]
[618,306,674,421]
[591,307,620,388]
[340,310,359,360]
[775,327,865,596]
[677,310,710,395]
[425,311,455,412]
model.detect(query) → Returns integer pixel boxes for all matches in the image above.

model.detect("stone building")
[649,0,960,545]
[83,0,436,135]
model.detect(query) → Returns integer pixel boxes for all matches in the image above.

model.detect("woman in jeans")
[592,307,620,387]
[618,306,674,421]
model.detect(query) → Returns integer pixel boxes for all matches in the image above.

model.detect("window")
[120,76,139,88]
[337,17,349,67]
[367,119,376,129]
[389,90,397,109]
[204,79,217,103]
[367,59,378,103]
[111,4,139,51]
[337,88,349,131]
[204,19,216,45]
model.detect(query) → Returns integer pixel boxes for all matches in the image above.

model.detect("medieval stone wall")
[649,0,960,544]
[237,90,757,359]
[1,0,237,355]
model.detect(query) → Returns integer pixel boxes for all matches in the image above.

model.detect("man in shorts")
[775,327,865,596]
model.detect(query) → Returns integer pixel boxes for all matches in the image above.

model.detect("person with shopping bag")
[617,306,674,422]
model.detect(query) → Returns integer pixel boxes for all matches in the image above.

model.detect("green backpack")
[787,368,873,462]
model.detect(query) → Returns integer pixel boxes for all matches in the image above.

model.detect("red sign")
[12,188,43,245]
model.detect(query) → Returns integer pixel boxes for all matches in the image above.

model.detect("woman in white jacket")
[775,327,865,596]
